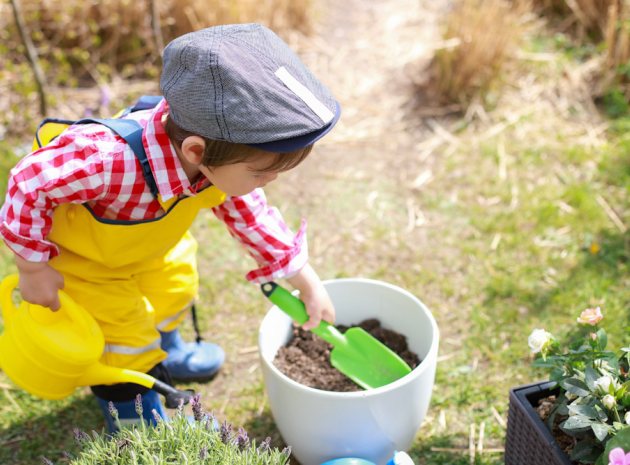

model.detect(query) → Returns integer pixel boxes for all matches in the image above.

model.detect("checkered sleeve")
[211,188,308,283]
[0,128,110,262]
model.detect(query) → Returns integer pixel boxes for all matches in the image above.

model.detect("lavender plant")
[528,307,630,464]
[54,395,291,465]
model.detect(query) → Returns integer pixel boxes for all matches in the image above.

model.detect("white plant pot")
[258,278,439,465]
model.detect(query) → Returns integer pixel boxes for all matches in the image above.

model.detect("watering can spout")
[77,363,156,390]
[77,363,195,408]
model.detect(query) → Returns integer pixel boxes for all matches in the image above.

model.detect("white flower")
[602,394,616,410]
[528,329,553,354]
[625,411,630,425]
[594,375,615,394]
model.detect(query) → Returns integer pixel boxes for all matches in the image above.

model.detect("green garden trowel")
[261,282,412,390]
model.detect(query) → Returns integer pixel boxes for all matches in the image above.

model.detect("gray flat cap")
[161,23,340,152]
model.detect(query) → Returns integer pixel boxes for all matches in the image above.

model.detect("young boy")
[0,23,340,429]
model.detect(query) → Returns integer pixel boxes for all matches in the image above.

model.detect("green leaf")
[533,356,563,369]
[591,423,610,442]
[585,366,599,390]
[568,403,598,419]
[570,438,602,462]
[562,378,591,397]
[594,405,609,422]
[561,415,593,431]
[602,427,630,459]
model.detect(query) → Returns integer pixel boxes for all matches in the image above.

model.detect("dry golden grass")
[531,0,616,39]
[0,0,314,136]
[424,0,629,110]
[425,0,532,108]
[2,0,313,72]
[602,1,630,91]
[529,1,630,95]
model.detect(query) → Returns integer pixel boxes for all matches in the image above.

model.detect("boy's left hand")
[286,263,336,330]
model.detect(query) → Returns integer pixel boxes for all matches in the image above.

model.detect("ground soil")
[273,319,420,392]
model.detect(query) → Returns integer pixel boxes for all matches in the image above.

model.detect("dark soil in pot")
[273,318,421,392]
[535,394,580,464]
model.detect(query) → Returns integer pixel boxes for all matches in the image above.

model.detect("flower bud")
[565,392,578,401]
[594,375,616,394]
[528,329,553,354]
[602,394,616,410]
[577,307,603,326]
[625,411,630,425]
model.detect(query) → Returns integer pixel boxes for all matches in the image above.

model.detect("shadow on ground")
[0,394,102,465]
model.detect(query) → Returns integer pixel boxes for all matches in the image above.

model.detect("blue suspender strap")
[130,96,163,112]
[74,118,159,198]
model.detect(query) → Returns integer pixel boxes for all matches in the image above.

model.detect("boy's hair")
[164,114,312,172]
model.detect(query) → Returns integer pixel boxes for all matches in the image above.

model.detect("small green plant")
[528,308,630,464]
[56,395,291,465]
[603,88,630,118]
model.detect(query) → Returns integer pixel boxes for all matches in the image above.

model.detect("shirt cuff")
[0,222,58,262]
[245,219,308,283]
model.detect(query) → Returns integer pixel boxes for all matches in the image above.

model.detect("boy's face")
[198,153,280,197]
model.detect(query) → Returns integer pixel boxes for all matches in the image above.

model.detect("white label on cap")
[275,66,334,124]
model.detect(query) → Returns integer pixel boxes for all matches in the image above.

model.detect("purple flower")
[151,408,163,424]
[191,394,203,422]
[235,427,250,450]
[135,394,143,416]
[219,420,233,444]
[108,401,119,420]
[100,85,111,109]
[73,428,90,444]
[257,436,271,453]
[609,448,630,465]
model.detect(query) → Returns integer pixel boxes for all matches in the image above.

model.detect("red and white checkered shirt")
[0,99,307,283]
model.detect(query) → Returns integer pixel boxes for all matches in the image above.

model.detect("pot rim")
[258,277,440,398]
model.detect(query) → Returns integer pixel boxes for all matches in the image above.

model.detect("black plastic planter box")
[505,381,574,465]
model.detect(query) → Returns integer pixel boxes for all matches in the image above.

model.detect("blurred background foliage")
[0,0,628,136]
[0,0,314,136]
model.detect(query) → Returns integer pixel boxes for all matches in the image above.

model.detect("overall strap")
[75,118,159,198]
[129,95,163,112]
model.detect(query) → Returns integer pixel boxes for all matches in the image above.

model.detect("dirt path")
[273,0,468,330]
[194,0,463,452]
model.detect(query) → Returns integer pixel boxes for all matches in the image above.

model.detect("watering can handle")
[0,274,19,325]
[0,273,91,332]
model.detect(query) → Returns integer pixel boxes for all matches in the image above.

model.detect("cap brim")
[248,102,341,153]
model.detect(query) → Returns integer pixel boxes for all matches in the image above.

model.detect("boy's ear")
[180,136,206,165]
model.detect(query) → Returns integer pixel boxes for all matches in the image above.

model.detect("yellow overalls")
[47,187,226,373]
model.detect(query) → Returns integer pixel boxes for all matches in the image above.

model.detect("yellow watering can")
[0,274,193,408]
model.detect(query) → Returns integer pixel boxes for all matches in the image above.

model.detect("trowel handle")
[260,282,346,346]
[261,282,309,325]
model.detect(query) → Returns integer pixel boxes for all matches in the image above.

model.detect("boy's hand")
[286,263,335,330]
[15,256,64,311]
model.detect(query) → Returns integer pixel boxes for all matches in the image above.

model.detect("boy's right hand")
[15,256,64,311]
